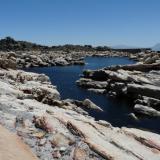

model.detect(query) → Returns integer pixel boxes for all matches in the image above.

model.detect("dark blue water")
[25,57,160,133]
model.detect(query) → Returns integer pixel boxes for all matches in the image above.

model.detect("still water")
[25,57,160,133]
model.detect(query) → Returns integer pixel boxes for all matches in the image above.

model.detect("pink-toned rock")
[73,147,88,160]
[33,116,54,133]
[0,125,38,160]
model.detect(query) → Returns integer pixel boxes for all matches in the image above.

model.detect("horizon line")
[0,36,155,49]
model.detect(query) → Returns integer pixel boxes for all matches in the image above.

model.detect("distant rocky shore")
[0,37,151,68]
[0,38,160,159]
[0,49,136,68]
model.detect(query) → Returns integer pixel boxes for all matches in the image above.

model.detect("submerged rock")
[82,99,103,111]
[128,113,139,121]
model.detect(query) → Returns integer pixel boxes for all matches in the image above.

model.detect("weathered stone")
[83,99,103,111]
[32,132,46,139]
[128,113,139,121]
[77,78,108,89]
[88,88,106,94]
[134,104,160,117]
[51,132,74,148]
[127,83,160,99]
[52,150,61,159]
[73,147,88,160]
[33,116,54,133]
[55,57,69,66]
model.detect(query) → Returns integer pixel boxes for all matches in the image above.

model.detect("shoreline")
[0,50,160,159]
[77,51,160,123]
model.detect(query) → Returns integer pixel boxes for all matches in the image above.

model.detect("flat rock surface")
[0,68,160,159]
[0,125,38,160]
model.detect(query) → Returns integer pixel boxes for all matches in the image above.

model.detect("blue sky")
[0,0,159,47]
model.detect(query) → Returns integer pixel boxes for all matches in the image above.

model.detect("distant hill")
[152,43,160,51]
[0,37,111,52]
[0,37,49,51]
[0,37,154,53]
[111,45,151,53]
[112,45,138,49]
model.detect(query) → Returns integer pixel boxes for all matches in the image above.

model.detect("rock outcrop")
[0,68,160,159]
[0,46,160,159]
[16,51,85,68]
[77,51,160,118]
[1,46,155,69]
[0,51,16,69]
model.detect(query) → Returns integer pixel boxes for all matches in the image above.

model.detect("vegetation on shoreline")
[0,37,111,52]
[0,37,150,53]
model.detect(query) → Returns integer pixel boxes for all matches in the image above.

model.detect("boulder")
[82,99,103,111]
[134,104,160,117]
[128,113,139,121]
[144,55,159,64]
[55,57,69,66]
[76,78,108,89]
[19,81,60,103]
[127,83,160,99]
[0,57,16,69]
[73,147,88,160]
[142,96,160,111]
[88,88,106,94]
[106,63,160,72]
[51,132,75,147]
[109,82,127,96]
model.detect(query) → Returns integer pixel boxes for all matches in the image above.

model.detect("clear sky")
[0,0,159,47]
